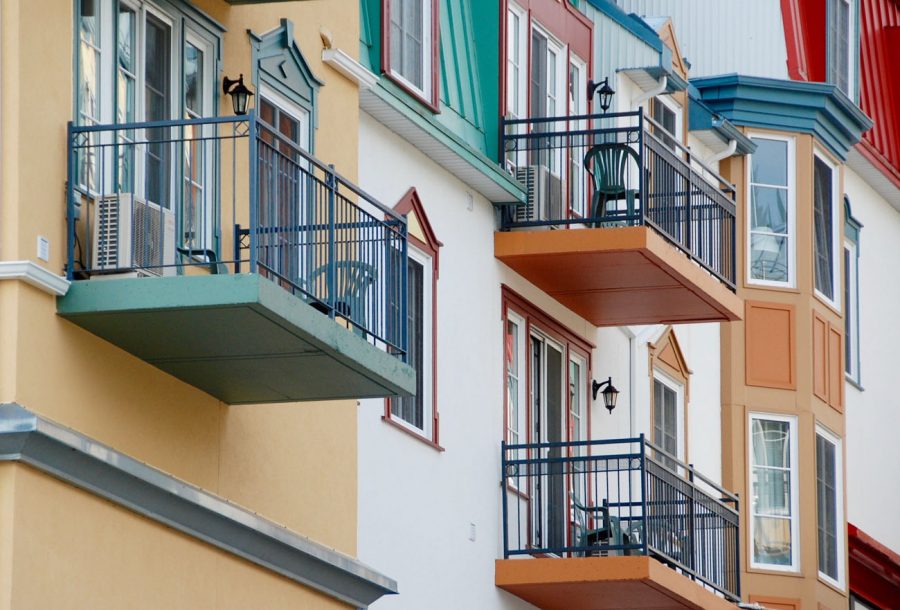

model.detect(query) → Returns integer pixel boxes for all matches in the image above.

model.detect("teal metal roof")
[692,74,873,161]
[687,87,756,156]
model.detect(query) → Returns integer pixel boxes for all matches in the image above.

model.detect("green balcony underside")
[57,274,416,404]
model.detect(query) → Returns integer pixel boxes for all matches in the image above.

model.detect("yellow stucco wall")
[0,463,353,610]
[0,0,366,604]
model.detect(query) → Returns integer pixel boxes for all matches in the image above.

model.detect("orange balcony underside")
[494,227,742,326]
[496,557,736,610]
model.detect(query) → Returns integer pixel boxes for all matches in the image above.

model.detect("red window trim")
[384,188,443,450]
[501,285,593,450]
[381,0,441,113]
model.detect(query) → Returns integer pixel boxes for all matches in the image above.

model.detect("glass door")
[530,332,566,552]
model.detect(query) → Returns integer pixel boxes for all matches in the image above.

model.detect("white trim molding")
[321,47,378,90]
[0,402,397,608]
[0,260,70,296]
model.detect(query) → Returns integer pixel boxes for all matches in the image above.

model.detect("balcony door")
[530,331,566,553]
[257,91,312,292]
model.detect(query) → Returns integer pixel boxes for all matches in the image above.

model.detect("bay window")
[748,136,795,286]
[816,426,845,588]
[749,413,800,571]
[814,153,840,308]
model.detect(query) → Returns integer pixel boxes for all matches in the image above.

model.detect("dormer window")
[384,0,439,109]
[827,0,853,96]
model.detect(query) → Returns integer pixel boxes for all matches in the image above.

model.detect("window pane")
[145,14,171,208]
[751,186,788,234]
[750,233,788,282]
[751,139,788,186]
[390,0,425,90]
[753,468,792,516]
[752,419,790,468]
[184,43,202,116]
[392,258,425,430]
[844,246,854,373]
[506,320,520,444]
[814,157,835,299]
[753,516,793,566]
[817,434,840,579]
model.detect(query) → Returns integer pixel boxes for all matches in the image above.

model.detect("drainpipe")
[631,76,667,107]
[618,326,638,438]
[705,138,738,165]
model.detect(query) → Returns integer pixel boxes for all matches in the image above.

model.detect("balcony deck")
[60,114,415,403]
[496,111,742,327]
[58,274,415,403]
[496,556,738,610]
[499,437,741,608]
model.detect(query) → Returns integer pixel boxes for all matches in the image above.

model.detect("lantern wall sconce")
[587,77,616,112]
[222,74,254,116]
[592,377,620,414]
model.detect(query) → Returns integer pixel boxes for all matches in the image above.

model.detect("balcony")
[498,437,741,610]
[495,111,742,326]
[58,114,415,404]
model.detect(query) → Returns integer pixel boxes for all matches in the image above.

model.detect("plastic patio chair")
[307,260,377,335]
[573,498,624,557]
[583,143,641,227]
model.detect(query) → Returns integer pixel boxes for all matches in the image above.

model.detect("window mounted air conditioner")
[91,193,176,276]
[513,165,565,226]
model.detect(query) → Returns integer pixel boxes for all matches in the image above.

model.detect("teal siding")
[359,0,499,160]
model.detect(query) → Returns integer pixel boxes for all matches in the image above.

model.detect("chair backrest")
[584,143,640,194]
[309,260,377,321]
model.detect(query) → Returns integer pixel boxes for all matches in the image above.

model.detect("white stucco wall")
[356,107,728,608]
[843,167,900,553]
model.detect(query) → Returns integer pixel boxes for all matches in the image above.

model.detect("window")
[814,153,840,308]
[844,198,861,382]
[506,3,527,121]
[749,414,800,571]
[652,375,683,471]
[506,312,526,447]
[827,0,853,96]
[568,56,588,217]
[390,251,433,435]
[650,97,681,152]
[748,136,795,286]
[384,0,438,106]
[385,190,440,446]
[816,426,845,587]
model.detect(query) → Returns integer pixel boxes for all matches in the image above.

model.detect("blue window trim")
[249,19,323,153]
[844,195,863,387]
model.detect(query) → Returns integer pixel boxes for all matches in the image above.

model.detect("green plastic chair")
[307,260,377,336]
[573,498,624,557]
[583,143,641,227]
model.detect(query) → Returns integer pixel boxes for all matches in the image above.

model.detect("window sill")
[383,72,440,115]
[746,564,803,578]
[743,279,800,294]
[381,415,445,452]
[845,374,864,391]
[814,289,843,317]
[818,573,846,594]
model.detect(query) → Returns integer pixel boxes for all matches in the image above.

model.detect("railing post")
[639,433,648,556]
[327,164,337,319]
[637,112,645,227]
[734,492,741,600]
[66,122,76,280]
[247,111,259,273]
[730,191,737,285]
[687,464,696,576]
[501,440,510,559]
[400,221,409,361]
[685,169,693,253]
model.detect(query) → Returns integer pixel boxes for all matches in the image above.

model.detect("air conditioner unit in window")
[91,193,176,276]
[513,165,565,226]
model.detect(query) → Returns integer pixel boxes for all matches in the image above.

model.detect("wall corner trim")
[0,261,70,296]
[0,403,397,608]
[322,47,378,89]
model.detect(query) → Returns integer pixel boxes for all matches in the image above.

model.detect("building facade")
[0,0,411,608]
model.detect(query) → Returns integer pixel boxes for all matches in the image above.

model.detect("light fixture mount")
[592,376,620,414]
[587,77,616,112]
[222,74,254,116]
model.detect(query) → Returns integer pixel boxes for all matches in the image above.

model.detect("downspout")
[631,76,667,107]
[705,138,738,165]
[619,326,638,438]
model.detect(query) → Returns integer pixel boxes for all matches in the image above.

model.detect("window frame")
[815,424,845,589]
[382,0,441,112]
[844,198,862,385]
[651,370,685,467]
[384,189,442,449]
[826,0,854,98]
[746,134,797,289]
[748,412,801,573]
[813,150,842,311]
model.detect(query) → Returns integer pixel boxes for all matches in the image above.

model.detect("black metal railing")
[66,113,408,359]
[501,110,737,289]
[501,435,740,601]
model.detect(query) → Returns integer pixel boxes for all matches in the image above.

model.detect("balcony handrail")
[500,435,741,601]
[65,112,409,360]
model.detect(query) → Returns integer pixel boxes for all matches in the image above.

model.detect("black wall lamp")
[222,74,254,116]
[592,377,620,414]
[587,77,616,112]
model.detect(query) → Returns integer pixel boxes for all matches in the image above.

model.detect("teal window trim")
[249,19,323,154]
[844,195,863,387]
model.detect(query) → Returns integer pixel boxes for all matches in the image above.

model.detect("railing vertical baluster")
[66,123,76,280]
[502,441,510,559]
[326,164,337,318]
[639,434,649,556]
[247,112,259,273]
